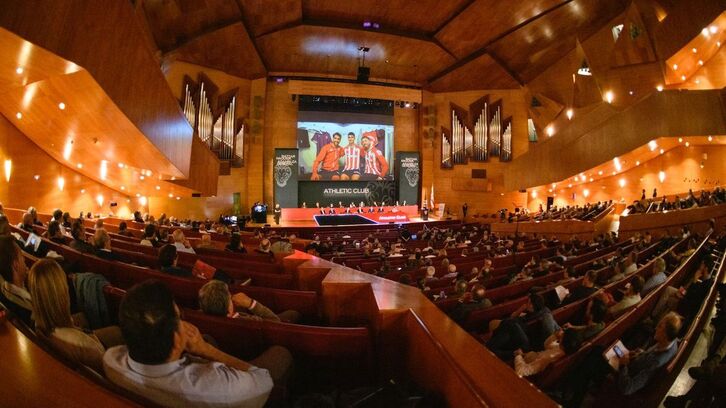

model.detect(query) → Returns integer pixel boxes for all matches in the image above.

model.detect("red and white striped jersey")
[343,145,361,171]
[363,148,389,176]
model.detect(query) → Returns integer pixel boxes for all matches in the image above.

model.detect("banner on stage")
[274,148,299,208]
[437,203,446,217]
[298,180,395,207]
[396,151,420,206]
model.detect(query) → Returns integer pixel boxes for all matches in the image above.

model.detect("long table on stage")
[282,205,418,223]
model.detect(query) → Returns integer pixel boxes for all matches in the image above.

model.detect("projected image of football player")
[340,132,362,181]
[310,132,343,180]
[360,131,389,180]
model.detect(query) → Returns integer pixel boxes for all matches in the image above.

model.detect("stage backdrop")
[274,148,299,208]
[298,180,396,208]
[396,151,420,206]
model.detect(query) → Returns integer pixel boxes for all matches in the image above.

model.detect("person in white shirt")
[641,258,667,296]
[104,280,289,408]
[609,276,644,317]
[514,328,583,377]
[172,229,195,254]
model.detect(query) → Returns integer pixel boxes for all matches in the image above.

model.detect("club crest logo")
[274,165,292,187]
[405,167,419,187]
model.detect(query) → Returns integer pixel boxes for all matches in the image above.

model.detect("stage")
[248,213,448,228]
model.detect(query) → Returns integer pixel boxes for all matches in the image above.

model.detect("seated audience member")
[563,297,608,340]
[623,252,638,274]
[70,221,95,254]
[18,212,35,233]
[28,206,43,226]
[225,233,247,253]
[172,229,195,254]
[28,259,117,372]
[117,222,135,238]
[199,280,299,323]
[609,276,644,317]
[651,261,712,323]
[158,244,192,278]
[487,293,560,359]
[470,259,493,283]
[256,238,272,255]
[270,237,293,254]
[561,269,598,305]
[0,215,10,237]
[139,224,158,247]
[94,218,104,230]
[451,285,492,323]
[0,236,33,324]
[104,280,291,407]
[607,261,627,284]
[93,229,123,262]
[562,313,682,406]
[43,220,67,244]
[61,212,72,229]
[441,264,458,279]
[196,234,214,249]
[514,328,583,377]
[641,257,667,296]
[132,211,144,223]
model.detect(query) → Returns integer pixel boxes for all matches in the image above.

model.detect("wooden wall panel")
[505,90,726,190]
[171,136,221,196]
[264,81,299,205]
[0,113,137,218]
[526,144,726,211]
[1,0,194,176]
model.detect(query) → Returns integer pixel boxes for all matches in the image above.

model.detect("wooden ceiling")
[139,0,633,90]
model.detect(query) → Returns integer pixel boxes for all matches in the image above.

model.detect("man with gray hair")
[198,280,299,323]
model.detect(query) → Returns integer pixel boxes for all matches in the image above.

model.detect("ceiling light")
[63,139,73,160]
[604,91,614,104]
[577,60,591,76]
[695,79,700,84]
[551,183,556,189]
[4,160,11,182]
[33,174,40,180]
[58,102,66,110]
[685,141,690,147]
[658,171,666,183]
[100,160,108,180]
[566,109,573,120]
[135,193,140,197]
[583,189,590,197]
[619,178,626,187]
[672,64,678,70]
[681,75,686,81]
[155,185,160,190]
[574,175,579,182]
[120,186,125,190]
[546,125,554,137]
[678,137,683,143]
[81,189,85,193]
[118,163,124,168]
[589,177,593,182]
[709,26,717,34]
[171,176,176,181]
[702,28,710,37]
[76,163,83,169]
[96,194,104,207]
[628,90,634,95]
[140,175,145,180]
[613,157,622,171]
[635,160,640,166]
[660,148,664,154]
[648,140,658,151]
[568,184,572,188]
[139,196,147,206]
[692,47,697,53]
[15,67,24,74]
[717,41,722,47]
[15,112,22,120]
[176,196,181,200]
[598,170,603,175]
[708,135,713,142]
[168,193,173,198]
[57,177,65,191]
[656,85,664,92]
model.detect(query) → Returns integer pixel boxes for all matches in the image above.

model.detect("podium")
[251,204,267,223]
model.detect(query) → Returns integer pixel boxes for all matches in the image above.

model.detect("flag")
[430,184,435,209]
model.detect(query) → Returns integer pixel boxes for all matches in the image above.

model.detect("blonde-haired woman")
[28,259,107,371]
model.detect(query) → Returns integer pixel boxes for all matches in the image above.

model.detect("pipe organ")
[488,103,501,158]
[441,128,453,168]
[440,95,512,168]
[472,102,488,161]
[181,75,244,165]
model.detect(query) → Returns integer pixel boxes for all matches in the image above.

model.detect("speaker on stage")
[251,204,267,223]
